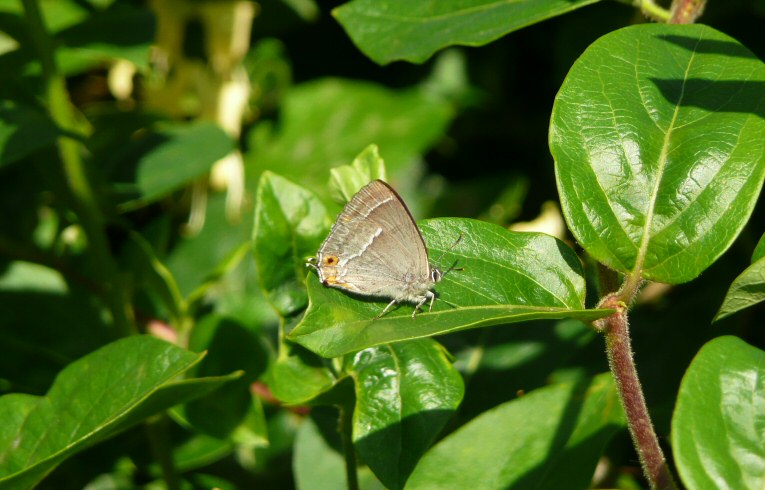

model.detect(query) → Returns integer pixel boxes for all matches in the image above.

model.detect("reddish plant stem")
[669,0,707,24]
[598,297,676,490]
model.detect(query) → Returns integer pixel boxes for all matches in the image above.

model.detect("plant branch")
[338,405,359,490]
[636,0,671,22]
[22,0,135,336]
[597,296,676,490]
[669,0,707,23]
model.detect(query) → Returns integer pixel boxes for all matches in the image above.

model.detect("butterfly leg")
[412,293,432,319]
[305,257,319,271]
[376,299,398,320]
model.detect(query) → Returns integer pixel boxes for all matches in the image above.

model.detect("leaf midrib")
[632,36,698,277]
[292,304,608,336]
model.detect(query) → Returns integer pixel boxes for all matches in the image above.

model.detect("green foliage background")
[1,0,764,489]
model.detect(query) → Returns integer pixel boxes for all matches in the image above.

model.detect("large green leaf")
[247,78,454,198]
[550,24,765,284]
[119,121,234,209]
[0,335,240,489]
[405,373,624,489]
[350,339,464,490]
[289,218,610,358]
[333,0,602,65]
[672,336,765,490]
[253,172,329,317]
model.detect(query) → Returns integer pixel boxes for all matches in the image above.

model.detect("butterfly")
[307,180,460,318]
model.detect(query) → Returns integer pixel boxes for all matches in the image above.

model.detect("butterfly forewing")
[317,180,432,298]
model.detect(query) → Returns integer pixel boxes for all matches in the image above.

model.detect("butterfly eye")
[324,256,339,266]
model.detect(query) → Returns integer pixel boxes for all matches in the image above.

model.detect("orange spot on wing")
[324,276,354,290]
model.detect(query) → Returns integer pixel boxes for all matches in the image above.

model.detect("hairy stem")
[669,0,707,23]
[599,296,676,490]
[22,0,135,336]
[637,0,671,22]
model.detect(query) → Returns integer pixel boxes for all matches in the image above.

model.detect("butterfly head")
[430,266,443,283]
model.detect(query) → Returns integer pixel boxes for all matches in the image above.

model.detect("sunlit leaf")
[551,24,765,284]
[406,373,624,489]
[672,336,765,490]
[290,218,610,357]
[334,0,602,65]
[0,336,240,489]
[350,339,464,489]
[253,172,328,316]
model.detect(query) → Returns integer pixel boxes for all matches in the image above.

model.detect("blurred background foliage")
[0,0,763,488]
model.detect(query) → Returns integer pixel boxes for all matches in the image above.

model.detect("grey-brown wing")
[318,180,431,297]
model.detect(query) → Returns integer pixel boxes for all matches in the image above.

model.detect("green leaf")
[0,0,90,35]
[120,121,234,209]
[333,0,602,65]
[164,192,253,300]
[58,4,154,69]
[248,78,453,198]
[170,433,234,473]
[0,336,240,489]
[289,218,610,358]
[293,409,384,490]
[456,319,597,420]
[179,315,269,438]
[123,230,185,324]
[672,336,765,490]
[329,144,387,203]
[550,24,765,284]
[264,339,336,406]
[752,232,765,263]
[714,256,765,321]
[253,172,329,317]
[294,411,348,490]
[406,373,624,489]
[350,339,464,490]
[0,100,60,168]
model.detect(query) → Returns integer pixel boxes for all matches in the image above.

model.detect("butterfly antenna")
[433,233,465,275]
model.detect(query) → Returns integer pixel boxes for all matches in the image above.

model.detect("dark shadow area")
[354,407,459,490]
[58,4,155,50]
[184,317,268,438]
[38,425,148,489]
[650,78,765,119]
[658,34,759,60]
[0,102,61,167]
[511,378,623,489]
[441,319,601,424]
[102,129,172,203]
[0,288,111,395]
